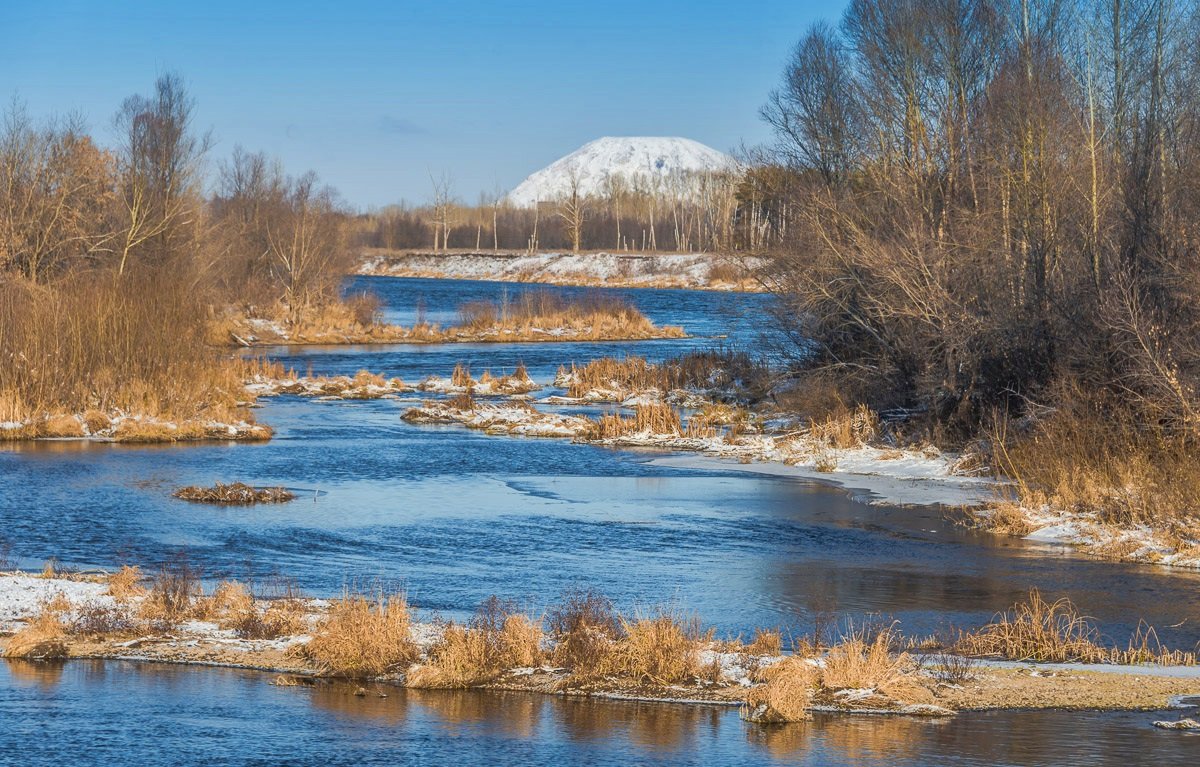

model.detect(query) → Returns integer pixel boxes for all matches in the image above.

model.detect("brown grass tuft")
[106,565,146,600]
[408,597,544,689]
[606,611,709,685]
[821,626,924,702]
[546,589,623,677]
[2,610,68,660]
[302,590,419,678]
[744,656,817,722]
[954,589,1106,663]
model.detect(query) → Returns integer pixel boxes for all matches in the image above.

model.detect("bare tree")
[112,73,211,274]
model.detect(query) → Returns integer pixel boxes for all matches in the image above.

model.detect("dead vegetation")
[172,482,295,505]
[408,597,544,688]
[954,589,1198,666]
[301,590,420,678]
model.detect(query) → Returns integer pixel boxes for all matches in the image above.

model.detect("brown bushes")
[138,559,201,627]
[173,482,295,505]
[302,591,419,677]
[807,404,879,449]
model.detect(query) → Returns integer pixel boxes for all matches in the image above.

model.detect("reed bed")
[1,272,260,439]
[585,403,683,440]
[408,597,544,688]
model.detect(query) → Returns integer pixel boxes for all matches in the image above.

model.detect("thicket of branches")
[762,0,1200,439]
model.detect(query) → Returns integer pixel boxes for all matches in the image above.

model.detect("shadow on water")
[1,659,1196,767]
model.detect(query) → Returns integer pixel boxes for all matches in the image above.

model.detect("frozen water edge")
[647,453,996,508]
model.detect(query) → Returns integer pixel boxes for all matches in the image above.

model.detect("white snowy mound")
[505,136,736,207]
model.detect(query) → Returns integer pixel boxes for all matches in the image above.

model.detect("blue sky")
[2,1,842,209]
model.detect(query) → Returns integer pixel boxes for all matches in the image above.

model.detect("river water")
[2,276,1198,763]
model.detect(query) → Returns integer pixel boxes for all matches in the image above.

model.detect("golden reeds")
[301,591,419,677]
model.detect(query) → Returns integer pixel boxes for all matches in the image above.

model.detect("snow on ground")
[358,251,762,290]
[0,574,113,631]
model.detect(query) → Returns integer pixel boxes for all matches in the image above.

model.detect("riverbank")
[4,571,1199,720]
[357,249,764,292]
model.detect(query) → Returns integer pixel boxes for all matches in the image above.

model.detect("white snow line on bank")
[646,453,996,508]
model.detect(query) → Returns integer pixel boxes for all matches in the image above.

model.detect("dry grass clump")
[744,656,818,722]
[408,597,544,688]
[955,589,1106,663]
[606,611,709,685]
[2,610,68,660]
[821,627,924,702]
[807,404,879,449]
[196,580,255,620]
[302,590,419,677]
[138,559,201,627]
[173,482,295,505]
[546,589,624,678]
[106,565,146,600]
[585,404,683,440]
[560,356,662,398]
[0,273,263,441]
[745,628,784,656]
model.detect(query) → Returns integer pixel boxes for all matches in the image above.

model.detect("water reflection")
[3,660,1194,767]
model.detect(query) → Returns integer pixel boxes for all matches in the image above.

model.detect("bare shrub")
[345,291,382,327]
[68,603,139,637]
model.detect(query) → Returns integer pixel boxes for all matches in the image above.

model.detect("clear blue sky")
[2,0,842,209]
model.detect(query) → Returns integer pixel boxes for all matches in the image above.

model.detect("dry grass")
[302,590,419,677]
[808,404,879,449]
[559,356,662,398]
[585,403,683,440]
[993,391,1200,537]
[106,565,146,600]
[955,589,1107,663]
[0,272,263,442]
[408,597,544,688]
[744,656,817,722]
[955,589,1198,665]
[173,482,295,505]
[821,626,924,702]
[67,603,139,637]
[546,589,623,677]
[745,628,783,656]
[606,611,709,685]
[452,292,683,342]
[138,558,201,627]
[2,610,68,660]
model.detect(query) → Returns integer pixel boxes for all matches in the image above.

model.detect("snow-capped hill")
[505,137,735,207]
